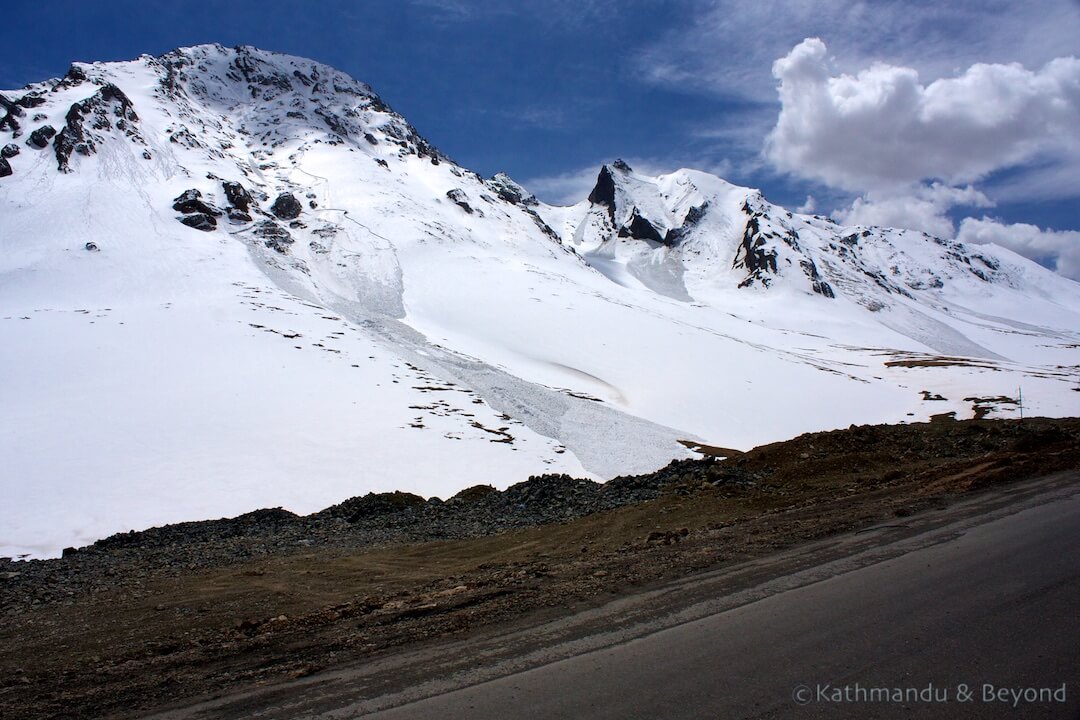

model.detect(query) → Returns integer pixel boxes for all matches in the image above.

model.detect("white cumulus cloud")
[835,184,993,239]
[761,37,1080,280]
[765,38,1080,193]
[957,217,1080,281]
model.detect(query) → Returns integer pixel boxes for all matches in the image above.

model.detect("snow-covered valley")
[2,45,1077,557]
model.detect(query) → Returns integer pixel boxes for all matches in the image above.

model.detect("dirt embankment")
[1,417,1078,720]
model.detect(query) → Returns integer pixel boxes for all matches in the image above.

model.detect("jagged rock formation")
[270,192,302,220]
[1,44,1077,561]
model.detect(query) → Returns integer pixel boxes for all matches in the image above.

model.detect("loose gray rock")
[172,189,222,217]
[270,193,302,220]
[1,143,19,159]
[27,126,55,149]
[222,181,254,212]
[446,188,473,214]
[253,219,293,253]
[179,213,217,232]
[227,208,252,223]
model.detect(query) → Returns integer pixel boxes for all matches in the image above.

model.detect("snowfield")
[2,45,1077,557]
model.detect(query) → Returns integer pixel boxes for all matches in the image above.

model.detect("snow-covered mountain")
[2,45,1077,557]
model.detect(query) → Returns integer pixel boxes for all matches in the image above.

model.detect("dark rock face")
[315,107,351,138]
[54,83,142,173]
[253,219,294,253]
[618,209,665,244]
[270,192,302,220]
[0,93,22,135]
[179,213,217,232]
[663,203,708,246]
[53,104,87,171]
[487,172,537,206]
[0,92,20,117]
[1,143,19,158]
[0,113,18,135]
[587,166,617,219]
[230,46,294,101]
[734,199,836,298]
[227,208,252,223]
[27,126,56,149]
[222,181,253,212]
[445,188,473,214]
[525,207,562,241]
[15,94,45,110]
[53,64,87,91]
[800,259,835,298]
[0,157,11,177]
[733,214,779,287]
[172,189,222,217]
[84,242,99,252]
[0,92,41,137]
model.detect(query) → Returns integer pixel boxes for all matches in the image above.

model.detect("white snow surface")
[1,45,1078,558]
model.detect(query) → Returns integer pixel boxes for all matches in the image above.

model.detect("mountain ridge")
[2,44,1077,557]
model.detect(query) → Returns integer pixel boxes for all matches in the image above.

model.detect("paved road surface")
[151,473,1080,719]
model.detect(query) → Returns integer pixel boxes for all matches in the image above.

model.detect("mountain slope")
[2,45,1077,557]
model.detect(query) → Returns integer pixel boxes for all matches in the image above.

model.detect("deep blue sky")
[2,0,1077,246]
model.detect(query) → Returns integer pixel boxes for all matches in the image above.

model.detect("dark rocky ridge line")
[3,416,1077,617]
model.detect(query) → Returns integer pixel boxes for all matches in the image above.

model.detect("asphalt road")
[151,474,1080,720]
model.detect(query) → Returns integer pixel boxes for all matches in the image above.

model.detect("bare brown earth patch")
[1,417,1078,719]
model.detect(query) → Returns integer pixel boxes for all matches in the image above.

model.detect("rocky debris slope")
[3,417,1076,616]
[2,44,1078,564]
[1,418,1078,720]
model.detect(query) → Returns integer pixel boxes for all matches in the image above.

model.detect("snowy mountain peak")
[543,160,1073,310]
[2,47,1078,559]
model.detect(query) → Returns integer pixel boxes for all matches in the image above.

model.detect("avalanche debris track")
[1,417,1077,720]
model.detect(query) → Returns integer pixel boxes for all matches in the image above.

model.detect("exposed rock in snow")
[445,188,474,214]
[53,83,142,173]
[270,192,302,220]
[179,213,217,232]
[1,44,1077,559]
[27,125,55,149]
[223,181,254,212]
[487,172,537,206]
[172,189,222,217]
[253,219,294,252]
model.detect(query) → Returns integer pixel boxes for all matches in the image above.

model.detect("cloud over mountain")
[764,37,1080,274]
[765,38,1080,192]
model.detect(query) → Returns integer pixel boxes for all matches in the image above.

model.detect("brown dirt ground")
[1,417,1078,719]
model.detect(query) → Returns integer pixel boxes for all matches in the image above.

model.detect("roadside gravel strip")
[1,417,1078,719]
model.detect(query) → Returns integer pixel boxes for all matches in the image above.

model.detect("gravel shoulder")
[1,417,1078,719]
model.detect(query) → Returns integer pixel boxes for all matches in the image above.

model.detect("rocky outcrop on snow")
[179,213,217,232]
[487,172,537,206]
[270,192,302,220]
[173,189,222,217]
[445,188,474,214]
[586,163,618,219]
[732,196,835,297]
[27,125,55,149]
[253,219,294,252]
[53,83,144,173]
[223,181,254,212]
[2,43,1078,563]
